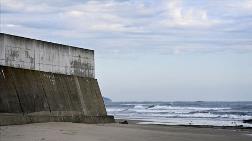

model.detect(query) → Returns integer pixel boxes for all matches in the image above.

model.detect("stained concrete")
[0,33,114,125]
[0,33,95,78]
[0,65,107,115]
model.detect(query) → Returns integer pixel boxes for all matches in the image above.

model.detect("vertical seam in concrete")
[60,75,72,113]
[40,74,52,113]
[89,80,98,116]
[10,70,24,115]
[28,70,36,112]
[64,76,74,116]
[74,76,88,115]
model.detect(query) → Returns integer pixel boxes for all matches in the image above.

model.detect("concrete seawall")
[0,33,95,78]
[0,33,114,125]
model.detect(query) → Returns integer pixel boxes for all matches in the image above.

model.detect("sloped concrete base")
[0,65,114,125]
[0,113,115,126]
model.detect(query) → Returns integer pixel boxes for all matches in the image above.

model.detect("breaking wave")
[106,101,252,127]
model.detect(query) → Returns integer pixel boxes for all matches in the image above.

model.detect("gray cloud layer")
[1,0,252,56]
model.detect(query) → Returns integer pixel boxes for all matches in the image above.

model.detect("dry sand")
[0,122,252,141]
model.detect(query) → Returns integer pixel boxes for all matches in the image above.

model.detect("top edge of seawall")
[0,32,94,52]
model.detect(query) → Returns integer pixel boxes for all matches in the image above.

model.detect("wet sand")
[0,122,251,141]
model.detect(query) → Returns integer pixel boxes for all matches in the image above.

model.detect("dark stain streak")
[25,50,35,67]
[70,60,94,77]
[9,50,19,59]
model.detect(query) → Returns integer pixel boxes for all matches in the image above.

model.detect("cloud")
[0,0,252,56]
[0,0,59,13]
[159,0,220,28]
[1,0,221,32]
[228,0,252,12]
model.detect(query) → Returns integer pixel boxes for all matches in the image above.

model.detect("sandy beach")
[1,122,251,141]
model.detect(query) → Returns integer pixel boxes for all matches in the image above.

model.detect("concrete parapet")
[0,33,95,78]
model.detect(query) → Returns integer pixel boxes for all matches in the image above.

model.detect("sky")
[0,0,252,101]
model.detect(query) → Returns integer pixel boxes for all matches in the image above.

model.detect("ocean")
[105,101,252,127]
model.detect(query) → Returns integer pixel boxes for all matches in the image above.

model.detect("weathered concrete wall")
[0,33,94,78]
[0,65,107,116]
[0,33,114,125]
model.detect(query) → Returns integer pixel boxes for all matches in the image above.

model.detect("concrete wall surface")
[0,33,114,125]
[0,65,107,116]
[0,33,95,78]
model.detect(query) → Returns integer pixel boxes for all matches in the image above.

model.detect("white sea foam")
[133,105,146,109]
[106,102,252,127]
[106,108,127,112]
[113,114,252,127]
[148,105,231,111]
[107,106,252,119]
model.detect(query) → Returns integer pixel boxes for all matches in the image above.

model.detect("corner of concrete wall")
[0,33,5,65]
